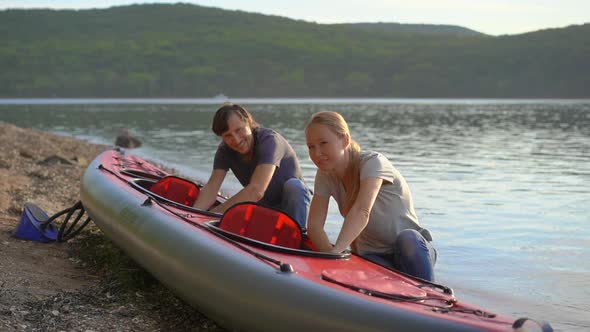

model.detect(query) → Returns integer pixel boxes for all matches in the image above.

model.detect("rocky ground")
[0,122,223,331]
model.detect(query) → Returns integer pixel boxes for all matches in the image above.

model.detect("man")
[193,103,311,228]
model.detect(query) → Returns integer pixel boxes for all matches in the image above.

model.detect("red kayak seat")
[150,176,200,206]
[220,203,302,250]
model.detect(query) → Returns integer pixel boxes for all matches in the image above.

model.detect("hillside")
[0,3,588,98]
[338,22,485,36]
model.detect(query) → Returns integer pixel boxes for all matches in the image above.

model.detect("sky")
[1,0,589,36]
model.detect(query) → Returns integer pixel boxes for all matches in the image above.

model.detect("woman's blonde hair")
[306,111,361,215]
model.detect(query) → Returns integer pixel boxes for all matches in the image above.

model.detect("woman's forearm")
[309,226,333,252]
[332,206,370,253]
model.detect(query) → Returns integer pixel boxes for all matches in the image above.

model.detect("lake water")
[1,98,589,331]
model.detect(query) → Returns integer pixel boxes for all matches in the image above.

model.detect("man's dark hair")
[211,103,259,136]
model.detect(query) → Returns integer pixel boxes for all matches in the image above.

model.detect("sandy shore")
[0,122,222,331]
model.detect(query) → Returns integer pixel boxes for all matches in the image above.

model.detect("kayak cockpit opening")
[205,202,350,259]
[129,177,223,217]
[149,175,200,206]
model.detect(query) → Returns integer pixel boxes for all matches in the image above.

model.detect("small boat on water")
[213,93,229,101]
[80,148,552,332]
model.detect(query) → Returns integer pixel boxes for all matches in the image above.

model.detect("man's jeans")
[279,178,312,229]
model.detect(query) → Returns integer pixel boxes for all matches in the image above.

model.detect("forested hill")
[1,3,588,98]
[336,23,485,36]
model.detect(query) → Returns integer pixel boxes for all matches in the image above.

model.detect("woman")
[193,103,311,228]
[305,111,436,281]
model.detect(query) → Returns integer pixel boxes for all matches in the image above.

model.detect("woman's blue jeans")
[362,229,437,281]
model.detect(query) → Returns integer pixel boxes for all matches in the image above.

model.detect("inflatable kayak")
[80,149,552,332]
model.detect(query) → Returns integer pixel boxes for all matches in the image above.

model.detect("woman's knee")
[395,229,435,281]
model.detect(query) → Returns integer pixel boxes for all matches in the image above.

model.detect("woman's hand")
[329,246,341,254]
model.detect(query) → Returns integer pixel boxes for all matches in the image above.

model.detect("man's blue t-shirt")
[213,127,304,207]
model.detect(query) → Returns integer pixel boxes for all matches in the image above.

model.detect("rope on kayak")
[322,272,556,321]
[415,281,454,296]
[321,273,466,311]
[40,201,92,242]
[430,307,496,318]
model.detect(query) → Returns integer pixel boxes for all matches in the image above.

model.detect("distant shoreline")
[2,97,590,105]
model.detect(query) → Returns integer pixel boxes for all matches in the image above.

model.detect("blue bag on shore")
[13,202,58,242]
